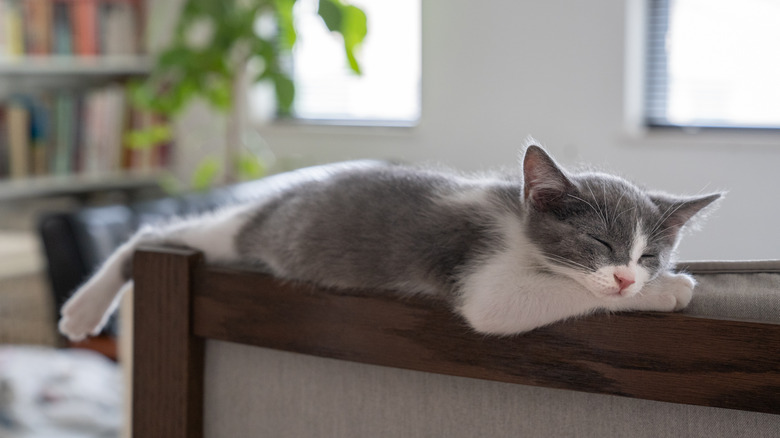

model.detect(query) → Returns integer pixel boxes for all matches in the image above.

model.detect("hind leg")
[58,205,252,341]
[59,228,162,341]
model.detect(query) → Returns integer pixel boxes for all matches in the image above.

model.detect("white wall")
[240,0,780,261]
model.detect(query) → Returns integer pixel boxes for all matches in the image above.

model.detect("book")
[79,86,125,173]
[3,0,26,56]
[0,108,9,178]
[0,0,163,181]
[52,0,73,55]
[23,0,54,55]
[153,112,173,169]
[1,87,170,181]
[53,91,76,175]
[100,0,138,55]
[71,0,98,56]
[70,93,84,172]
[0,2,8,55]
[80,87,101,173]
[100,84,127,170]
[7,100,30,179]
[2,0,145,56]
[28,95,51,175]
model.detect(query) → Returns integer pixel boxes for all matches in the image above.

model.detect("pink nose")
[614,274,635,291]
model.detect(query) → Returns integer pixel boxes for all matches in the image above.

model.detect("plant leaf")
[273,73,295,116]
[158,46,193,68]
[191,157,221,191]
[316,0,366,75]
[124,124,173,150]
[341,4,367,74]
[157,171,183,195]
[136,0,368,122]
[250,35,276,81]
[318,0,342,32]
[274,0,297,49]
[204,75,232,111]
[127,79,155,109]
[236,151,267,181]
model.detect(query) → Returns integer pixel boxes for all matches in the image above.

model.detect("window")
[250,0,421,125]
[645,0,780,129]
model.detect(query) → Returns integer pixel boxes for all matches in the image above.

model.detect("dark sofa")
[37,178,272,335]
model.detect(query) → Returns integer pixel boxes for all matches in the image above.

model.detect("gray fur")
[236,164,509,295]
[57,145,723,340]
[234,146,720,298]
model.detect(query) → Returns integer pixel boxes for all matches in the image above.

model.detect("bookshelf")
[0,169,161,202]
[0,55,152,98]
[0,55,152,76]
[0,0,171,201]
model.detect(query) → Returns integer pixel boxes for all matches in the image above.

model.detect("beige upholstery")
[204,341,779,438]
[202,261,780,437]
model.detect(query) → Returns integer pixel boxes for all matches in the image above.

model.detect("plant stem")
[225,58,249,185]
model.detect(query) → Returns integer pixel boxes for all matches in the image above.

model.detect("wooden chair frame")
[131,247,780,438]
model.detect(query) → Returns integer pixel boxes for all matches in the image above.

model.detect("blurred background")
[0,0,777,436]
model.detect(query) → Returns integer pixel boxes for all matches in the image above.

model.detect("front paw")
[652,272,695,311]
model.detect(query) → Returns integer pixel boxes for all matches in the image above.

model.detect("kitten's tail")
[58,227,167,341]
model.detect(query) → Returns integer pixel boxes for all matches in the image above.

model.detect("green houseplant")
[128,0,367,187]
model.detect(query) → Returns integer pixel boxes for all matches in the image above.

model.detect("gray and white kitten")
[59,145,721,340]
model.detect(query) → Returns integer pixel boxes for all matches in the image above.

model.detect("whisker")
[613,205,637,223]
[601,182,608,225]
[582,181,609,230]
[611,190,627,226]
[649,197,683,236]
[650,201,687,236]
[649,225,680,241]
[584,182,603,227]
[650,186,711,236]
[567,194,602,220]
[540,252,592,272]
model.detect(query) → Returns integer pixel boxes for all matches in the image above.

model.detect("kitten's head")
[521,145,721,298]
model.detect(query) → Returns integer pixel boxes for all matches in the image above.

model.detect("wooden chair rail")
[132,247,780,438]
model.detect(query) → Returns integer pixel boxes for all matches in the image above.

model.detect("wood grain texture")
[191,265,780,415]
[133,248,205,438]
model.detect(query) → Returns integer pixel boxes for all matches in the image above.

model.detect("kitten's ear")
[523,145,575,211]
[650,192,723,233]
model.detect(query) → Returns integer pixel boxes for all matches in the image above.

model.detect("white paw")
[58,294,110,342]
[654,272,695,311]
[610,272,695,313]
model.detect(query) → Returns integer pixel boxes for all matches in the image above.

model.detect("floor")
[0,198,125,437]
[0,199,65,348]
[0,272,58,347]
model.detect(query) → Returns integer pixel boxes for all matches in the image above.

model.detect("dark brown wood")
[133,247,205,438]
[192,265,780,415]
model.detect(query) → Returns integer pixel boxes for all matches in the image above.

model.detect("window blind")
[644,0,671,127]
[644,0,780,129]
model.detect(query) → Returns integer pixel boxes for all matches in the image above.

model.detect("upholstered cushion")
[204,340,780,438]
[683,260,780,323]
[203,262,780,437]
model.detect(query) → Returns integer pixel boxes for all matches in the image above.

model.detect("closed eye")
[640,254,657,260]
[588,235,613,252]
